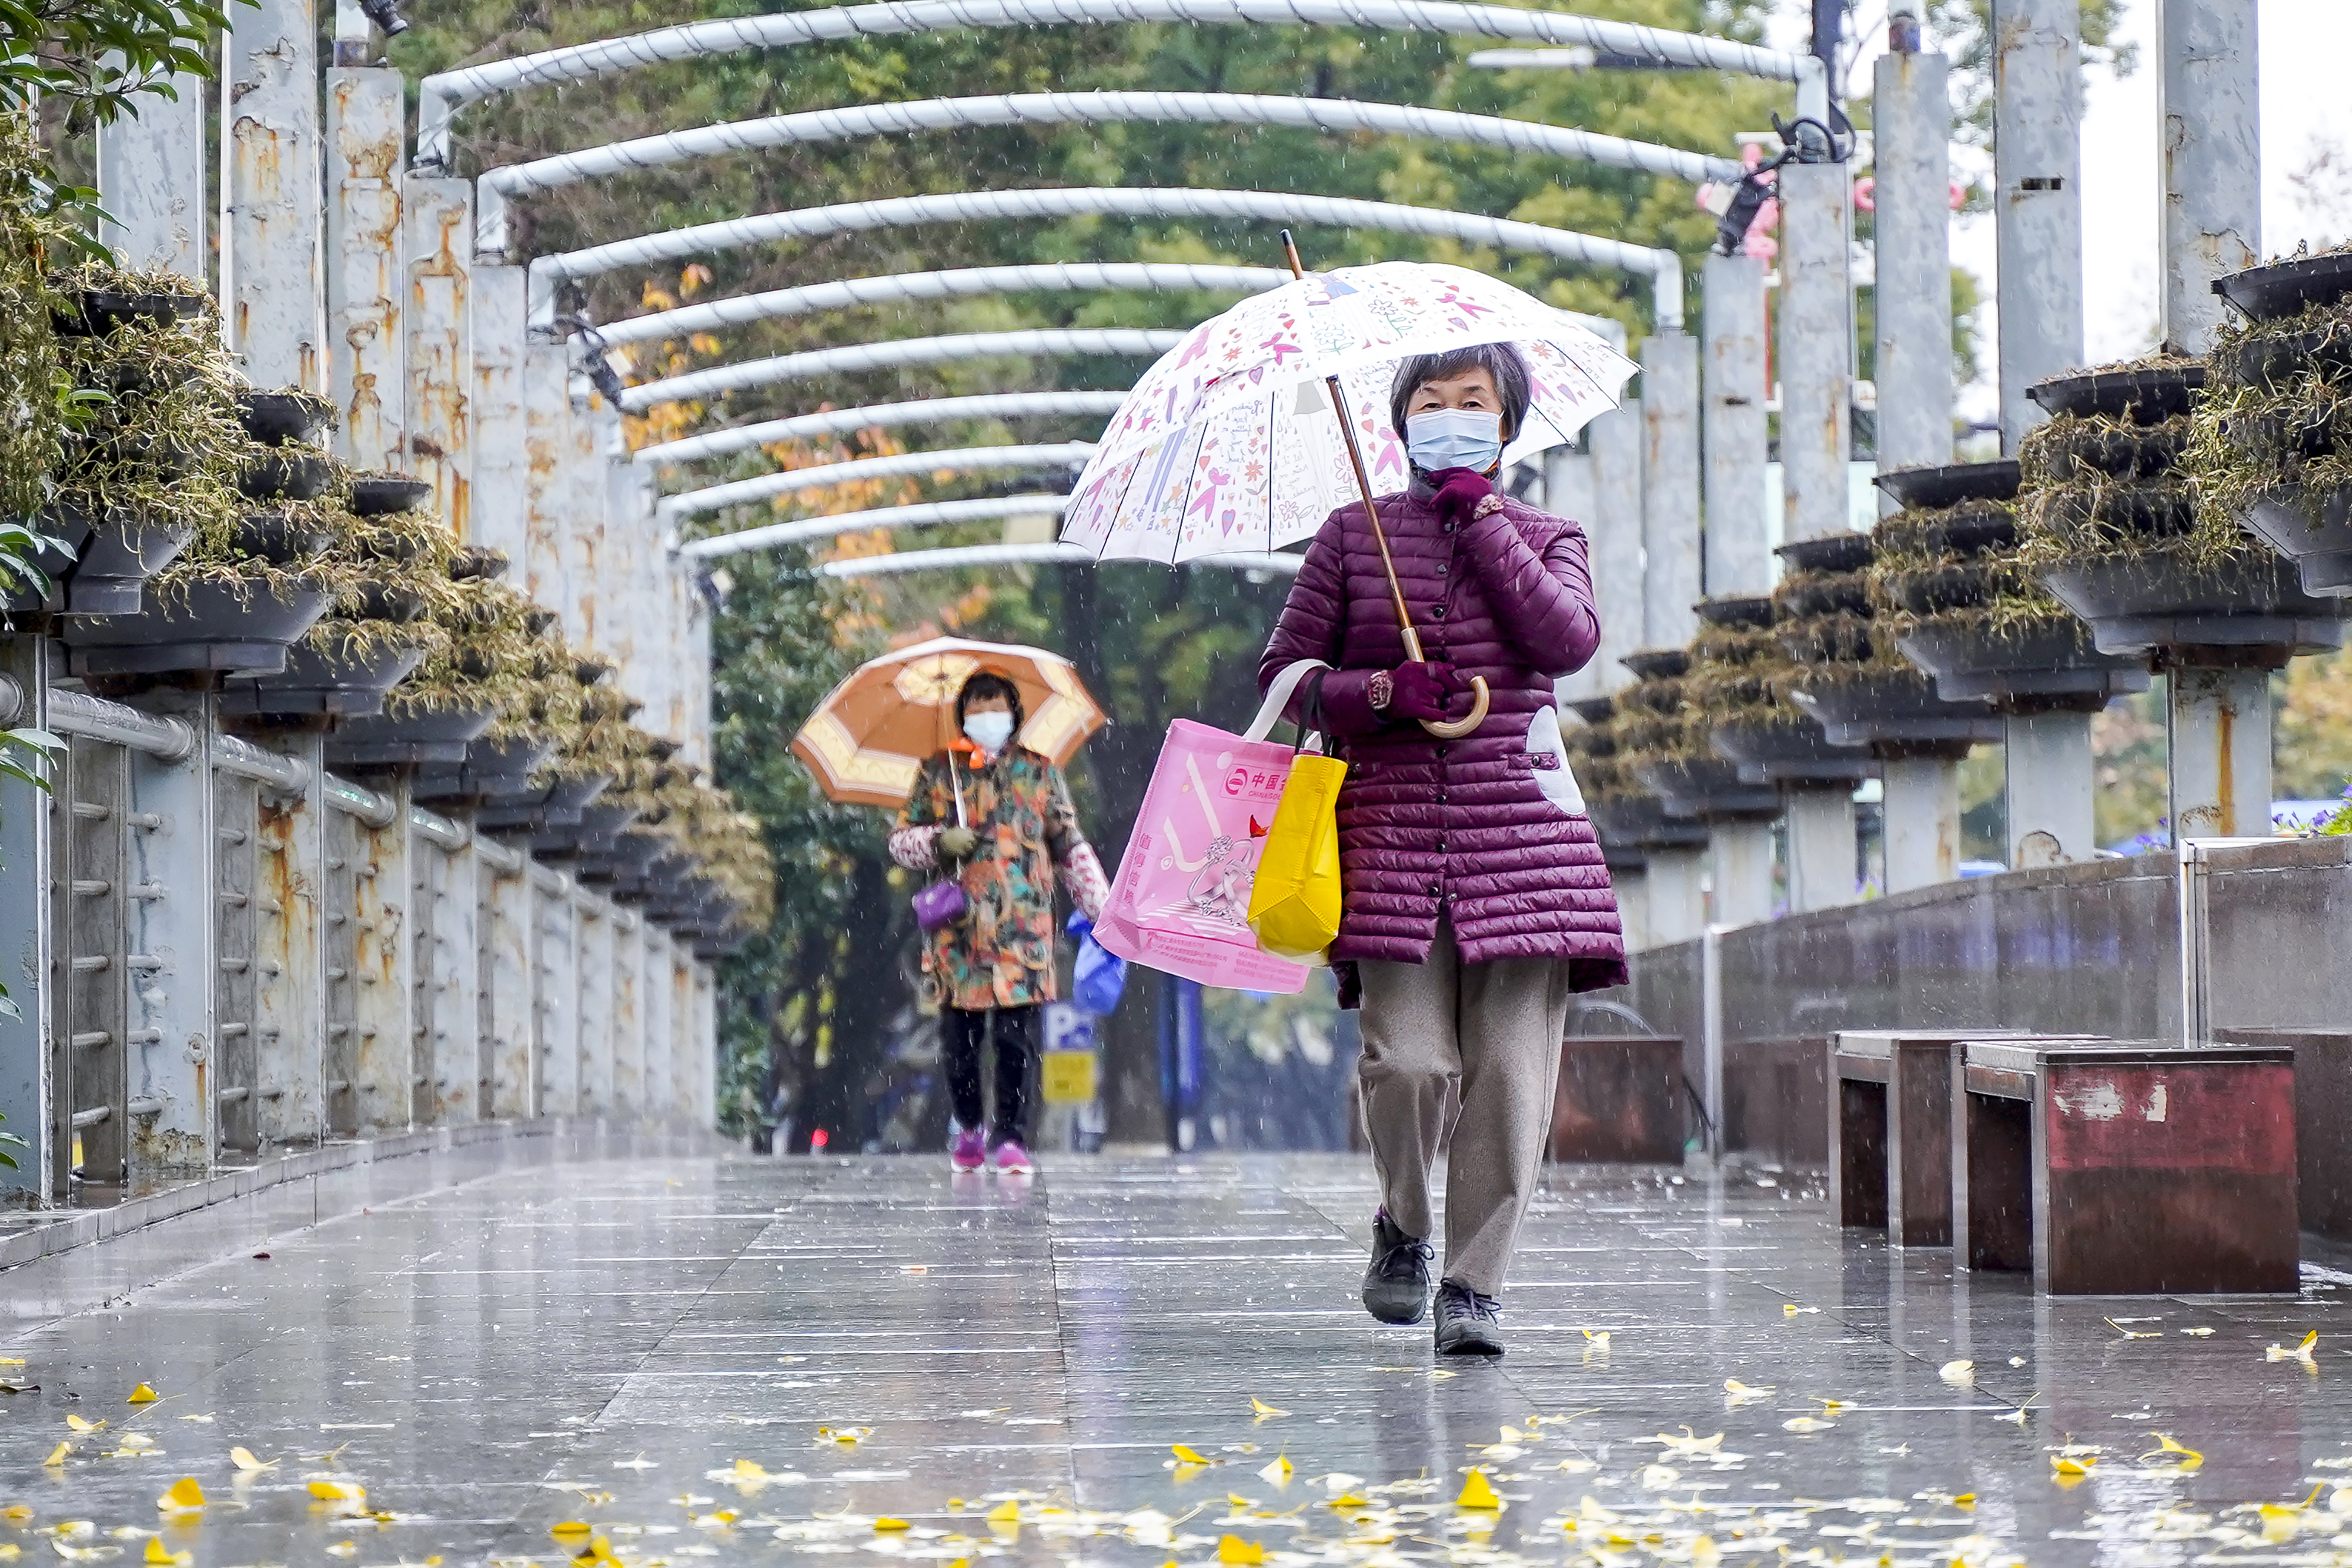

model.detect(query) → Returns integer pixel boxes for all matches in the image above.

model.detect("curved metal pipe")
[657,442,1095,524]
[322,774,399,828]
[680,493,1071,560]
[622,327,1181,412]
[477,89,1741,255]
[816,541,1304,578]
[635,389,1131,469]
[416,0,1809,171]
[587,262,1287,350]
[532,186,1686,330]
[45,690,199,765]
[408,805,470,852]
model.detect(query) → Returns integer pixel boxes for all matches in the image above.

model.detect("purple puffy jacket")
[1257,473,1627,994]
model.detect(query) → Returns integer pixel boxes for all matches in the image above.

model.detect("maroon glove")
[1426,466,1498,528]
[1379,660,1461,723]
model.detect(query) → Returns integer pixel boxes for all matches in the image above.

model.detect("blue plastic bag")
[1067,913,1129,1017]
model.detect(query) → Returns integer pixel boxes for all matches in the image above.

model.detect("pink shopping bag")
[1093,663,1327,994]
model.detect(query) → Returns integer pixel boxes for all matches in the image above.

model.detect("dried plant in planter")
[51,297,245,551]
[2016,356,2251,571]
[0,112,71,526]
[1869,492,2059,645]
[1686,601,1806,748]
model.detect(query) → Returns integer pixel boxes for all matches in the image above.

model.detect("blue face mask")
[1404,408,1505,474]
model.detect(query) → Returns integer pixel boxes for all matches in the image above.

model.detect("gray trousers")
[1357,922,1573,1295]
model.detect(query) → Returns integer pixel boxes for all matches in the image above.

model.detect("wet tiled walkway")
[6,1154,2352,1566]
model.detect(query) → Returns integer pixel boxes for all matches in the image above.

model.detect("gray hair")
[1387,342,1531,444]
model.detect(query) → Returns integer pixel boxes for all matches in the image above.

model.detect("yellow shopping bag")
[1246,751,1347,963]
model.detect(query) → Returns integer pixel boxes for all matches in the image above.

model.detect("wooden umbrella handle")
[1322,373,1491,742]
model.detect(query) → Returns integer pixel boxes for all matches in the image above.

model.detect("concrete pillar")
[576,894,614,1117]
[1785,787,1859,912]
[96,75,207,276]
[670,950,697,1123]
[471,265,531,558]
[403,175,475,534]
[1709,821,1776,928]
[0,641,51,1198]
[222,0,328,390]
[1882,755,1961,892]
[1873,38,1955,486]
[612,911,644,1117]
[1591,400,1648,650]
[1545,446,1604,700]
[477,835,533,1118]
[1702,252,1772,598]
[1992,0,2086,453]
[2168,667,2272,840]
[323,65,406,470]
[255,738,327,1145]
[1642,333,1703,651]
[352,795,413,1134]
[522,346,573,616]
[1646,846,1709,947]
[125,700,218,1181]
[1777,161,1853,546]
[425,834,482,1124]
[2157,0,2260,356]
[532,864,579,1115]
[2004,710,2098,865]
[643,928,676,1120]
[1612,871,1652,953]
[691,964,717,1132]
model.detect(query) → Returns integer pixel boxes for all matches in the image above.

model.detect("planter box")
[62,574,332,678]
[1873,457,2021,511]
[1550,1035,1689,1164]
[328,697,499,768]
[1710,716,1874,784]
[1589,793,1708,853]
[1897,617,2151,711]
[2037,551,2350,657]
[55,511,196,616]
[350,474,433,516]
[2027,362,2204,421]
[2,514,92,613]
[1785,667,2003,751]
[2242,485,2352,597]
[220,638,427,718]
[2212,251,2352,322]
[1634,757,1779,822]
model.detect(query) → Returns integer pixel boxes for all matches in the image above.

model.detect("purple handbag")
[913,877,967,932]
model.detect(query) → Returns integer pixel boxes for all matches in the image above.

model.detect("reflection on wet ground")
[4,1154,2351,1567]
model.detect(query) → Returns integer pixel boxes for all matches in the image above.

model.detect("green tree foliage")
[0,0,234,129]
[1917,0,2136,146]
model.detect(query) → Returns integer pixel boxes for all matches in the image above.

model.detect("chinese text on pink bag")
[1091,663,1327,994]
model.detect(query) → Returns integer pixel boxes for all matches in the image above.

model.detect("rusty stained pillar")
[222,0,329,390]
[254,738,328,1144]
[1641,333,1703,651]
[575,894,614,1118]
[0,645,51,1197]
[532,862,579,1116]
[473,833,533,1118]
[123,700,217,1182]
[97,75,208,277]
[351,790,415,1134]
[1992,0,2085,452]
[2158,0,2260,356]
[323,64,406,470]
[403,174,475,536]
[422,828,483,1126]
[1702,251,1773,598]
[521,345,574,620]
[470,265,531,559]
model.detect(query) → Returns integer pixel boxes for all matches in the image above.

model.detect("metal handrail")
[680,494,1070,560]
[634,390,1130,469]
[658,443,1095,525]
[621,327,1180,412]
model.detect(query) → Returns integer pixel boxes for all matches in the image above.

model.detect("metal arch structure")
[815,541,1304,579]
[597,262,1288,350]
[413,0,1822,172]
[476,90,1744,256]
[680,494,1073,560]
[657,443,1095,526]
[635,390,1133,469]
[622,327,1182,412]
[535,186,1687,330]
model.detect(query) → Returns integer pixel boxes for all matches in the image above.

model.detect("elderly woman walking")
[1258,341,1626,1356]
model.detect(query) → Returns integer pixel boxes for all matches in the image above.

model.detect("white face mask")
[962,711,1016,754]
[1404,407,1505,474]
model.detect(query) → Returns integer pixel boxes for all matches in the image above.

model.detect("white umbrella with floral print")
[1057,256,1639,566]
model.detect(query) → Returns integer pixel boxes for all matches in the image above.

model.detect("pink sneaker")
[950,1129,985,1172]
[991,1138,1033,1175]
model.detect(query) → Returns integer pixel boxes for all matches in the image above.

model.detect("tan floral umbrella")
[791,636,1107,808]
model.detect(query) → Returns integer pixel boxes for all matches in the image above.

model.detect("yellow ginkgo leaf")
[550,1523,593,1542]
[41,1443,69,1467]
[1257,1455,1292,1485]
[1939,1360,1975,1385]
[64,1415,102,1433]
[729,1459,769,1482]
[2266,1331,2320,1366]
[2140,1434,2204,1470]
[228,1447,275,1472]
[1692,1536,1720,1568]
[1782,1417,1835,1433]
[1456,1470,1502,1510]
[1216,1534,1267,1564]
[1327,1494,1371,1509]
[985,1502,1021,1526]
[873,1518,912,1532]
[1723,1379,1773,1405]
[154,1479,203,1513]
[1953,1493,1977,1508]
[308,1480,366,1502]
[1250,1398,1288,1419]
[126,1385,159,1405]
[1171,1444,1211,1465]
[2052,1455,2095,1476]
[0,1506,28,1523]
[2182,1326,2215,1337]
[141,1540,189,1567]
[1581,1329,1612,1347]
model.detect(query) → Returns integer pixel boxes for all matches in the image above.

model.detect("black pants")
[943,1005,1038,1144]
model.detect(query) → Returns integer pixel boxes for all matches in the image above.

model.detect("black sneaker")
[1433,1279,1504,1356]
[1360,1209,1433,1324]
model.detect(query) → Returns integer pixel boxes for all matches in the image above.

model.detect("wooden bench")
[2216,1028,2352,1243]
[1724,1036,1829,1168]
[1831,1031,2008,1246]
[1549,1035,1688,1164]
[1952,1038,2299,1294]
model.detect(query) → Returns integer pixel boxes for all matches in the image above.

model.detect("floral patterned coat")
[890,745,1105,1011]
